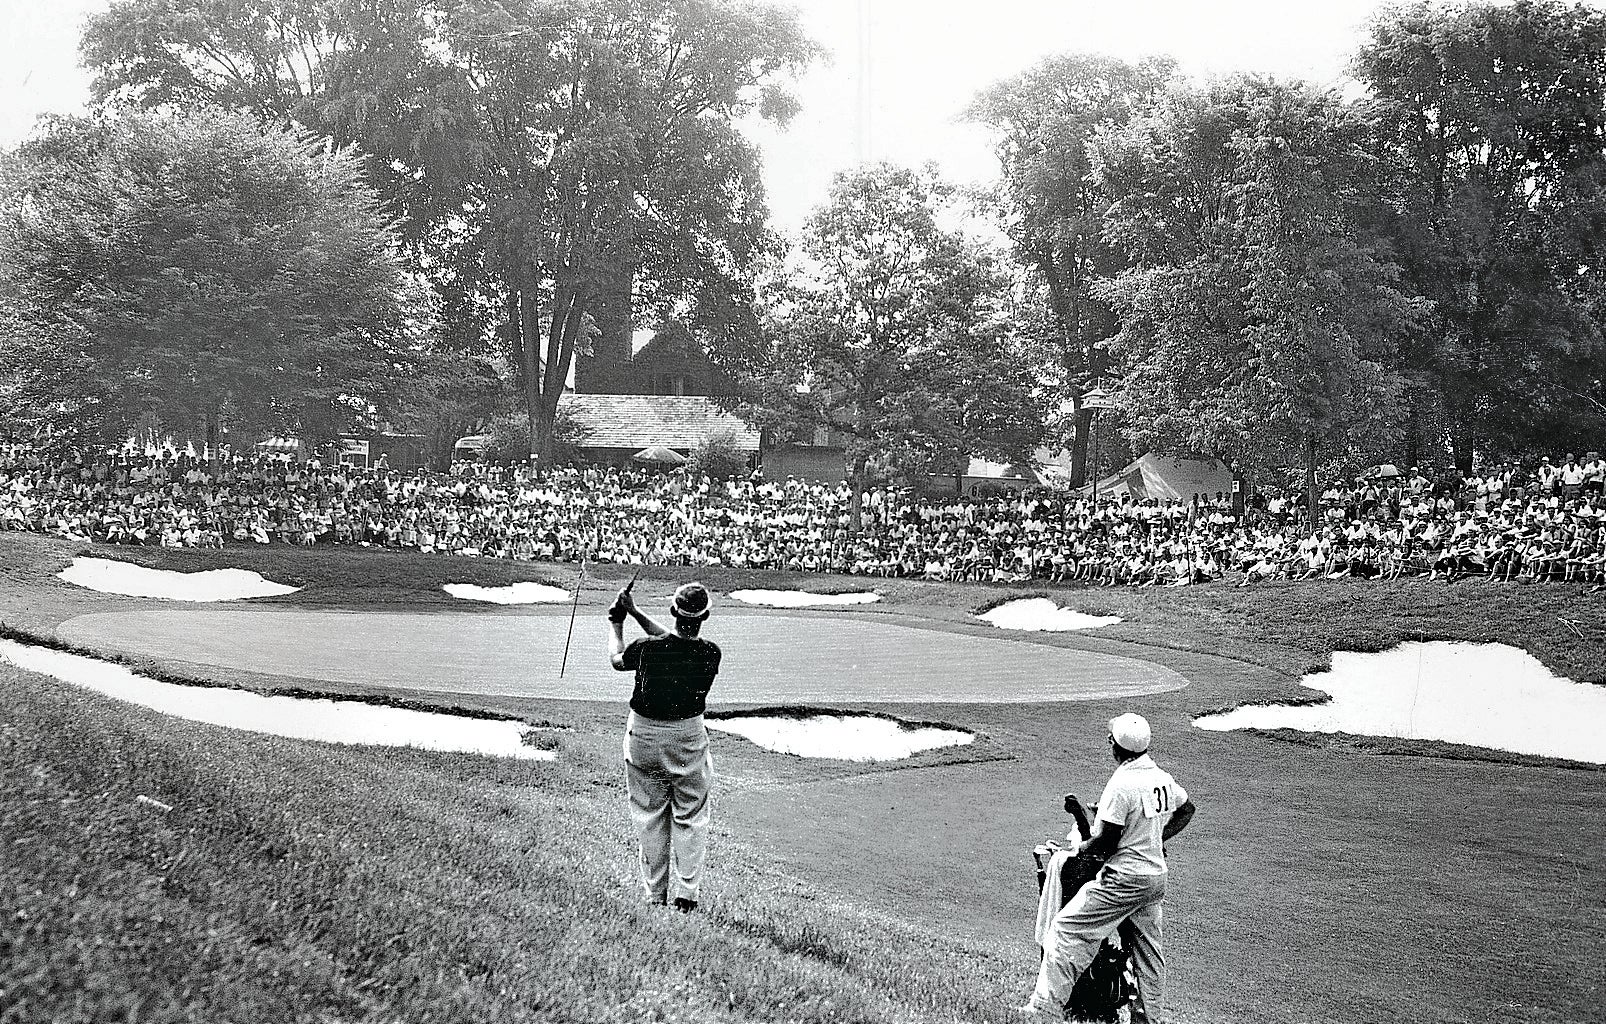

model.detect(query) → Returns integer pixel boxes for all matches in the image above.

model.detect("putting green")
[56,608,1187,704]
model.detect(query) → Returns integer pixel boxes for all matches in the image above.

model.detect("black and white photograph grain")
[1,1,1602,1022]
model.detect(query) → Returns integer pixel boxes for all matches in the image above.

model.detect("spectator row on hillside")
[2,444,1604,587]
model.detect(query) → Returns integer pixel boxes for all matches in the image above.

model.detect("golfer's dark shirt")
[622,634,721,721]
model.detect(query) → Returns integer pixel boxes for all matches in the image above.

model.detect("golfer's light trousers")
[624,711,711,903]
[1031,867,1167,1024]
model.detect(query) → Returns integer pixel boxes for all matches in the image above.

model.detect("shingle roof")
[559,395,761,452]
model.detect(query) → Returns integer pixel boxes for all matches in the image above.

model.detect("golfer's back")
[623,634,721,721]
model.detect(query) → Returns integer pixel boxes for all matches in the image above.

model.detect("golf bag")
[1030,794,1135,1024]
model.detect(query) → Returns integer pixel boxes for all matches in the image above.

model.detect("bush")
[482,418,532,465]
[686,430,749,481]
[480,411,584,467]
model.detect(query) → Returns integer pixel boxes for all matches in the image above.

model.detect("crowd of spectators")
[3,442,1604,588]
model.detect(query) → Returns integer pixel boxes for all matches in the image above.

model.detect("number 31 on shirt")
[1142,785,1172,818]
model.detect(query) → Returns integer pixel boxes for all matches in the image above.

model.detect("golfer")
[607,581,721,912]
[1021,713,1196,1023]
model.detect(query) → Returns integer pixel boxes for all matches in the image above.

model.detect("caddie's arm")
[1079,819,1125,861]
[1163,798,1196,841]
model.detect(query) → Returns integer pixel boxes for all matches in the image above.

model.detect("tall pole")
[1090,411,1098,505]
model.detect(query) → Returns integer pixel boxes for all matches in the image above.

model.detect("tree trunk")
[537,284,590,472]
[512,288,541,472]
[1404,400,1421,473]
[535,401,556,469]
[205,408,220,474]
[1450,423,1473,474]
[1069,407,1092,487]
[847,453,869,533]
[1304,434,1319,527]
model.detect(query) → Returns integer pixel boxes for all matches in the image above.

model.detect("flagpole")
[559,545,586,678]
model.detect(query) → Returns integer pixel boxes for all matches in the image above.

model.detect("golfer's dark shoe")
[673,897,698,913]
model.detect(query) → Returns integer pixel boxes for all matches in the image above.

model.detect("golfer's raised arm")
[628,595,671,638]
[608,588,635,669]
[608,616,631,670]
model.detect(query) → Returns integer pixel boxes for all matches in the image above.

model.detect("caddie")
[607,581,721,912]
[1020,712,1196,1022]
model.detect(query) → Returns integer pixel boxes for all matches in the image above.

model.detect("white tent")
[1085,453,1233,503]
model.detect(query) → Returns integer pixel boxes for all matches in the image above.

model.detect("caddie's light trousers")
[1030,867,1167,1024]
[623,711,711,903]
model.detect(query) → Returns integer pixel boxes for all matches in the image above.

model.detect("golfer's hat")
[670,582,712,620]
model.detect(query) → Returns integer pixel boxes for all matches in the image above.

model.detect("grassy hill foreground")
[0,660,1026,1024]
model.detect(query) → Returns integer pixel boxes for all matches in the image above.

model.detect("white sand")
[708,713,973,761]
[1194,642,1606,764]
[0,639,554,760]
[59,557,299,602]
[728,589,881,607]
[442,582,570,604]
[977,598,1122,631]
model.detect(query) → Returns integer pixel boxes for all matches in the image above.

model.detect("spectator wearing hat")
[608,580,721,913]
[1021,713,1196,1023]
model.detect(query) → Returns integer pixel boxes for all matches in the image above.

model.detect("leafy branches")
[743,164,1048,527]
[1093,77,1424,507]
[0,107,424,447]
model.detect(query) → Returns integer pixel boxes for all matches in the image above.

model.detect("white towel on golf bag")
[1035,848,1074,948]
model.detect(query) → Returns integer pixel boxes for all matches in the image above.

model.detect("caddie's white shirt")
[1096,753,1189,876]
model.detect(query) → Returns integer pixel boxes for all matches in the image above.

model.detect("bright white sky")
[0,0,1428,232]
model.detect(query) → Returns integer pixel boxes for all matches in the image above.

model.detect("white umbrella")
[632,445,687,465]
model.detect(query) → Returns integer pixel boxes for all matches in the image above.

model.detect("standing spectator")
[1560,456,1587,501]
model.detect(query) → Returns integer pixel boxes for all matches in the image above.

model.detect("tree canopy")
[740,164,1048,526]
[83,0,820,465]
[968,52,1174,484]
[0,106,422,448]
[1354,0,1606,467]
[1092,77,1425,507]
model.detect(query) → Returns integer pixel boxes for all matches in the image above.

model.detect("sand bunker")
[1194,642,1606,764]
[58,557,299,602]
[977,598,1122,631]
[728,589,881,608]
[0,640,553,760]
[708,713,973,761]
[442,582,570,604]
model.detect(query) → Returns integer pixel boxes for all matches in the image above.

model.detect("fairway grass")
[2,531,1604,1023]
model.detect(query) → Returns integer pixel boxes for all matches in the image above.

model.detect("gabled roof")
[559,395,761,452]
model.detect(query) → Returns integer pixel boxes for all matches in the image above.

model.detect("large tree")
[0,107,422,449]
[1092,78,1425,511]
[967,53,1173,485]
[82,0,818,465]
[1354,0,1606,467]
[742,164,1048,528]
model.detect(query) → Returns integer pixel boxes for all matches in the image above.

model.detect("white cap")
[1109,713,1151,754]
